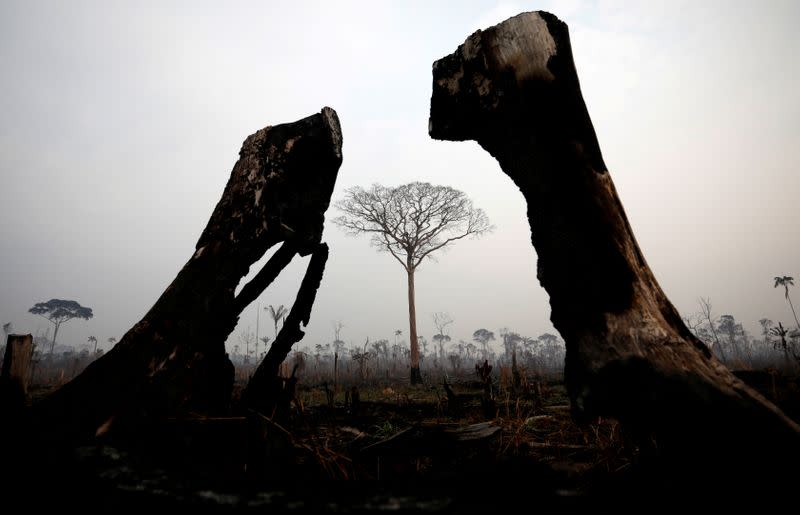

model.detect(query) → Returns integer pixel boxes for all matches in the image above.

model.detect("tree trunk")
[407,267,422,384]
[34,107,343,443]
[429,11,798,479]
[788,294,800,331]
[1,334,33,404]
[511,345,521,393]
[49,322,60,358]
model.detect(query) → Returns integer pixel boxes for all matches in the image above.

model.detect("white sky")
[0,1,798,353]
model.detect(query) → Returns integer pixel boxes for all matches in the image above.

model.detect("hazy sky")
[1,1,798,355]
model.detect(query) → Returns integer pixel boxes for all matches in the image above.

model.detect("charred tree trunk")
[1,334,33,408]
[243,242,328,416]
[34,108,343,443]
[429,11,798,478]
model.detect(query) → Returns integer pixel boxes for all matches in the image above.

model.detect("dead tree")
[476,360,495,419]
[34,107,343,442]
[242,243,328,415]
[429,11,798,476]
[442,375,462,416]
[1,334,33,408]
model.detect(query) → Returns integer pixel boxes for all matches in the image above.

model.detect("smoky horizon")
[1,0,798,360]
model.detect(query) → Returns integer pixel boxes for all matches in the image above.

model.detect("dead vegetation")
[8,363,798,511]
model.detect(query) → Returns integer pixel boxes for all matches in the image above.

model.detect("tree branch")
[233,242,298,315]
[243,243,329,412]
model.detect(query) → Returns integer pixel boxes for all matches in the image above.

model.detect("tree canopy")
[29,299,93,324]
[774,276,795,298]
[334,182,492,272]
[472,329,495,345]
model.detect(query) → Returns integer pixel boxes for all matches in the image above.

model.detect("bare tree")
[238,328,255,364]
[334,182,492,384]
[432,312,454,361]
[698,298,724,361]
[332,320,345,353]
[682,313,704,336]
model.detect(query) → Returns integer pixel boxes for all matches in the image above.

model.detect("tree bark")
[34,107,343,443]
[787,293,800,331]
[429,11,798,477]
[407,267,422,384]
[49,322,60,358]
[1,334,33,404]
[243,242,329,414]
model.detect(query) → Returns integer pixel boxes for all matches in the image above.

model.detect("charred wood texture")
[243,242,328,417]
[35,108,342,442]
[1,334,33,407]
[429,11,798,473]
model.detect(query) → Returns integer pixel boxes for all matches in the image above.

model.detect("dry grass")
[283,375,638,486]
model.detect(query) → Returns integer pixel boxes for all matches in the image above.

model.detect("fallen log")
[34,107,343,443]
[428,11,798,478]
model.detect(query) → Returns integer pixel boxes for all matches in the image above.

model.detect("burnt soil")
[4,371,799,513]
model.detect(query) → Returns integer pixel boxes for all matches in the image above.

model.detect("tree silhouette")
[28,299,93,357]
[717,314,744,364]
[432,312,454,361]
[769,322,797,367]
[472,328,495,359]
[237,328,255,364]
[698,298,724,361]
[332,320,346,354]
[87,335,98,353]
[335,182,492,384]
[774,276,799,330]
[759,318,774,349]
[500,329,523,361]
[259,336,270,359]
[266,304,288,339]
[351,338,373,381]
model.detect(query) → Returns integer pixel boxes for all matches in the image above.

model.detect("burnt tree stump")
[429,11,798,481]
[34,107,343,443]
[1,334,33,407]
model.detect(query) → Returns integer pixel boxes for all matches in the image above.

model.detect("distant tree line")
[682,276,800,371]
